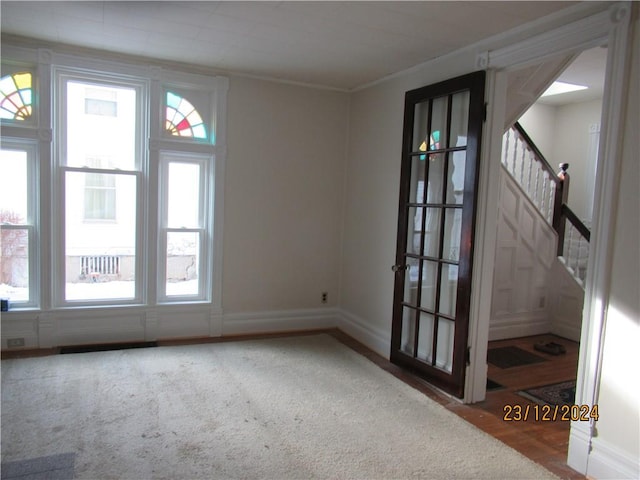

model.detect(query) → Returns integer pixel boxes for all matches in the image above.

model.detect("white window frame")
[53,68,147,307]
[0,137,39,309]
[157,152,213,303]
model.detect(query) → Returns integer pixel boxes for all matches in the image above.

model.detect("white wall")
[552,99,603,220]
[224,76,348,314]
[489,169,557,340]
[518,103,558,160]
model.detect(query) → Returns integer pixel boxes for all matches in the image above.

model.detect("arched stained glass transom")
[0,72,33,121]
[165,91,206,139]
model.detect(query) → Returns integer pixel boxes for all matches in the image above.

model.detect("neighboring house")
[0,2,637,479]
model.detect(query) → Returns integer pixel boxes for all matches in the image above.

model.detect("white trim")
[464,69,504,403]
[480,7,613,71]
[587,437,640,480]
[567,422,592,474]
[570,2,633,474]
[336,309,390,359]
[488,314,552,342]
[222,308,339,337]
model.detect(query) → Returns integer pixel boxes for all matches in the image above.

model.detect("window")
[165,91,207,139]
[0,72,33,121]
[1,47,226,311]
[159,154,210,299]
[60,75,142,303]
[0,141,37,307]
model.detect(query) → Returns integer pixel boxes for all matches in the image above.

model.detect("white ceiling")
[1,1,582,91]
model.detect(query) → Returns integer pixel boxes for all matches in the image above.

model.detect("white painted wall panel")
[489,169,556,339]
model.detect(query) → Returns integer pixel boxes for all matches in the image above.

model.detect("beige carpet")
[1,334,558,479]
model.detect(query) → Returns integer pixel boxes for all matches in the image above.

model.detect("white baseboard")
[567,423,640,479]
[488,313,551,340]
[587,437,640,479]
[1,306,340,350]
[550,322,581,342]
[222,307,339,337]
[567,422,591,475]
[336,309,390,359]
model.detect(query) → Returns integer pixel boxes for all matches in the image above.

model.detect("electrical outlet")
[321,292,328,304]
[7,338,25,348]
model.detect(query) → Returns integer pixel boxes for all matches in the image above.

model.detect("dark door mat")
[486,378,505,391]
[1,452,75,480]
[518,380,576,405]
[487,346,547,368]
[60,341,157,354]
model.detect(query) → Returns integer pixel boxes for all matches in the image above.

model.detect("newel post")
[553,163,570,255]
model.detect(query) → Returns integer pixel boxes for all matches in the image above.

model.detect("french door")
[390,71,485,398]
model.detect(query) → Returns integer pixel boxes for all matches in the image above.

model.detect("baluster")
[565,224,574,271]
[583,242,590,283]
[520,145,526,186]
[548,181,556,223]
[503,129,511,168]
[533,167,540,206]
[527,150,534,197]
[575,236,583,282]
[512,135,519,177]
[540,171,548,218]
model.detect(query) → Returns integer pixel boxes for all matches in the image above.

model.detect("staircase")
[502,123,591,285]
[489,122,591,342]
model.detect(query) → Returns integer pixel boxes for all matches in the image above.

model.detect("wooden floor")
[332,330,585,480]
[3,329,585,479]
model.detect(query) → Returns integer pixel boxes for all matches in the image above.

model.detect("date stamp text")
[503,404,599,422]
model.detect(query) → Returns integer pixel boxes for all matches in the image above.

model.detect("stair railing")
[502,122,591,285]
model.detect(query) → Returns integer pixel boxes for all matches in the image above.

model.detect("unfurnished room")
[1,2,638,479]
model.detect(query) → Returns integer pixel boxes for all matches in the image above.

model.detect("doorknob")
[392,264,408,272]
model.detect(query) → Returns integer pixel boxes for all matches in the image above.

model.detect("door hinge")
[483,103,488,122]
[465,346,471,365]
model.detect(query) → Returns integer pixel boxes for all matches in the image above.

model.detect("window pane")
[168,162,200,228]
[65,172,136,300]
[165,91,207,140]
[0,149,29,303]
[66,81,137,170]
[0,149,28,221]
[166,231,199,296]
[0,72,33,121]
[0,228,29,302]
[84,172,116,220]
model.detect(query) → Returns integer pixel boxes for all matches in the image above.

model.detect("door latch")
[391,264,409,272]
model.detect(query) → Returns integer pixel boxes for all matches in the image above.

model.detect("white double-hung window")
[1,48,226,311]
[0,68,39,309]
[57,72,144,303]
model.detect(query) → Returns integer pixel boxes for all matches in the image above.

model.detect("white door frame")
[464,1,633,475]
